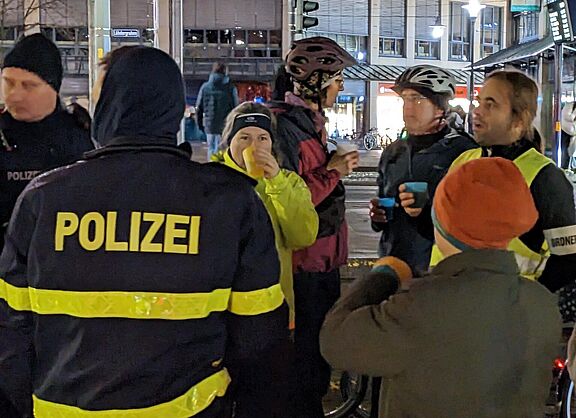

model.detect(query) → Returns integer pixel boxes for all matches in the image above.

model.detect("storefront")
[325,80,366,138]
[376,83,403,140]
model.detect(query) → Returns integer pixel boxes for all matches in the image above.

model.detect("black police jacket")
[373,126,477,276]
[0,139,287,418]
[0,105,93,249]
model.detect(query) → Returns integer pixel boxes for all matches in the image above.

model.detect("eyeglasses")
[400,95,429,105]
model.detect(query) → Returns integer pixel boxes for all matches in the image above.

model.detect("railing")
[183,57,282,80]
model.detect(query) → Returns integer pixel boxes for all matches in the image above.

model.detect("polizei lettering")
[551,235,576,248]
[55,211,201,254]
[7,170,40,181]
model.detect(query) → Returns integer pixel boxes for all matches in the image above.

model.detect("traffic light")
[295,0,319,32]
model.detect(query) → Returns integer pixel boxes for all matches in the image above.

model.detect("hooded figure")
[92,46,185,147]
[0,46,286,418]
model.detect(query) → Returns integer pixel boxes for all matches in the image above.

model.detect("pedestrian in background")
[269,36,358,418]
[322,158,561,418]
[196,62,239,160]
[213,101,318,418]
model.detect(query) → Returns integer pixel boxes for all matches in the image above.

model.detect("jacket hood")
[92,46,185,147]
[209,72,229,86]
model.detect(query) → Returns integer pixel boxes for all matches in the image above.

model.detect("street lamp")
[463,0,485,133]
[430,16,446,39]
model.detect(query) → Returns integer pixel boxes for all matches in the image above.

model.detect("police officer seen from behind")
[0,32,92,418]
[431,70,576,293]
[370,65,477,277]
[0,46,286,418]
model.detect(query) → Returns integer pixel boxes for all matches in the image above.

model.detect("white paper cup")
[336,143,358,156]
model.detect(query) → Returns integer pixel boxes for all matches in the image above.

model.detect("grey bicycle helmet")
[393,65,456,98]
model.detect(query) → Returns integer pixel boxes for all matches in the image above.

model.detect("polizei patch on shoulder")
[545,225,576,255]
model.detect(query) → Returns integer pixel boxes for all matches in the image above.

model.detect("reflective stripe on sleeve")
[33,368,231,418]
[228,283,284,316]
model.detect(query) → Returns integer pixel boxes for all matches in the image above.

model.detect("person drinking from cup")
[370,65,477,278]
[212,101,318,418]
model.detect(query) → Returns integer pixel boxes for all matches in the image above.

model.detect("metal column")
[467,16,477,134]
[88,0,111,111]
[554,43,564,166]
[153,0,183,72]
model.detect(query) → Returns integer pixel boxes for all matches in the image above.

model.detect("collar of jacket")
[483,138,536,160]
[211,149,258,186]
[285,92,326,133]
[84,135,190,161]
[431,248,519,277]
[407,125,453,153]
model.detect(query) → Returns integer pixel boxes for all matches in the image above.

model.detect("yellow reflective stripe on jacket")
[229,283,284,316]
[450,148,482,168]
[431,148,553,280]
[0,278,31,311]
[0,279,283,319]
[33,368,231,418]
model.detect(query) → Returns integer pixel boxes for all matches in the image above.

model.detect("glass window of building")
[305,31,367,62]
[206,30,218,44]
[220,30,232,44]
[513,11,539,44]
[415,0,441,59]
[449,1,470,61]
[184,29,204,44]
[480,5,502,57]
[380,0,406,57]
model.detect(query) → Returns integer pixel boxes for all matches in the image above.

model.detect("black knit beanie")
[2,34,63,92]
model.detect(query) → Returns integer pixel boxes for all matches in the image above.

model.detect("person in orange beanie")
[432,157,538,254]
[320,157,561,418]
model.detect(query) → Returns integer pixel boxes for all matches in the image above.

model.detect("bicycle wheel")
[558,367,575,417]
[363,134,375,151]
[325,371,370,418]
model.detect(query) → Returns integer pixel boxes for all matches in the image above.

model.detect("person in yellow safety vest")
[0,46,287,418]
[212,101,319,418]
[429,70,576,293]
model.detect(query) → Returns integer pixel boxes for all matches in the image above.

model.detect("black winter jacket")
[373,126,477,275]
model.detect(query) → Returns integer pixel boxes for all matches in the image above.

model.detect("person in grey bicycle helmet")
[371,64,477,272]
[367,64,477,418]
[268,37,359,418]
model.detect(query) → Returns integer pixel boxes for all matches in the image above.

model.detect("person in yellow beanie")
[321,157,562,418]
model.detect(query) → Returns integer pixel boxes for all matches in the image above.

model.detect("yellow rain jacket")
[214,150,319,327]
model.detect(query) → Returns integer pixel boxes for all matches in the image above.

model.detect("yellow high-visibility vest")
[429,147,553,280]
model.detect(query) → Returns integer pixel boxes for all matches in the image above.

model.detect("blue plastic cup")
[404,182,429,209]
[378,197,396,221]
